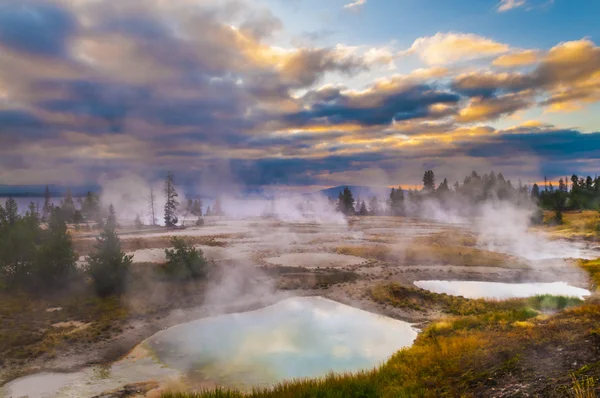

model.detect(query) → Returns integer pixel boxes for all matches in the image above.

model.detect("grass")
[162,285,600,397]
[570,375,598,398]
[336,232,525,269]
[540,210,600,241]
[73,234,229,256]
[578,259,600,291]
[371,283,582,315]
[0,290,128,372]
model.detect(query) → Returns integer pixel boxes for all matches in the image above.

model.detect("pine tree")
[86,216,132,297]
[164,172,179,227]
[149,188,157,226]
[42,185,53,222]
[4,197,19,225]
[106,204,118,230]
[368,196,380,216]
[389,187,405,216]
[338,187,355,216]
[193,199,203,216]
[81,191,100,222]
[35,208,78,292]
[61,189,75,222]
[531,184,540,200]
[359,201,368,216]
[213,198,224,216]
[205,206,212,216]
[134,214,143,229]
[423,170,435,192]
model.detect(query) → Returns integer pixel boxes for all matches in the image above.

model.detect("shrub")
[196,218,205,227]
[86,226,132,297]
[163,237,212,280]
[530,208,544,225]
[134,214,144,229]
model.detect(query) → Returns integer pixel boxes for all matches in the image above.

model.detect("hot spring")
[2,297,418,397]
[414,280,591,300]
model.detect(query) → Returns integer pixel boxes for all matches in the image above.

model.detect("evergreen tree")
[213,198,224,216]
[438,178,449,193]
[368,196,380,216]
[86,218,132,297]
[389,187,405,216]
[81,191,100,222]
[148,188,157,226]
[0,202,36,290]
[106,204,118,230]
[423,170,435,192]
[531,184,540,201]
[61,189,75,222]
[337,187,355,215]
[164,172,179,227]
[193,199,203,216]
[134,214,143,229]
[35,208,78,292]
[205,206,212,216]
[164,237,212,280]
[358,201,368,216]
[4,197,19,226]
[42,185,53,222]
[72,210,83,226]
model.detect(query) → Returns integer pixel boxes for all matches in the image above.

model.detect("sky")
[1,0,600,192]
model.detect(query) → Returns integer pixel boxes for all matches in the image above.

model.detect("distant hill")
[315,185,392,200]
[0,184,99,197]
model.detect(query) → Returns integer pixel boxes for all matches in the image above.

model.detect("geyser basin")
[414,280,591,300]
[264,252,365,268]
[146,296,418,388]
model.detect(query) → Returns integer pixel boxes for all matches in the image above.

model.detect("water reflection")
[414,280,591,300]
[147,296,418,388]
[1,297,417,397]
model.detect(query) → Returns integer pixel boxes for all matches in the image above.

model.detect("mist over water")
[147,297,418,389]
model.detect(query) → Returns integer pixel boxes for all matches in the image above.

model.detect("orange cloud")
[401,32,510,66]
[492,50,540,67]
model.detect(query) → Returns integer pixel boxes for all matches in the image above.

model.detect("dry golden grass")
[73,234,228,255]
[336,240,524,269]
[164,296,600,398]
[541,211,600,241]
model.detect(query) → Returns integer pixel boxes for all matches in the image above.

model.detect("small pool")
[147,296,418,388]
[413,280,591,300]
[1,297,418,397]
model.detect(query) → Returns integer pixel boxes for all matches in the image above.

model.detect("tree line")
[6,172,226,230]
[331,170,600,224]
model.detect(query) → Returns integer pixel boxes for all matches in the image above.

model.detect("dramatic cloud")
[0,0,598,188]
[401,33,510,65]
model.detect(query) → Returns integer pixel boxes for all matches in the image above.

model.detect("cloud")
[401,32,510,65]
[492,50,540,67]
[285,82,460,127]
[0,1,77,57]
[343,0,366,10]
[453,39,600,112]
[0,0,599,188]
[497,0,526,12]
[456,93,533,123]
